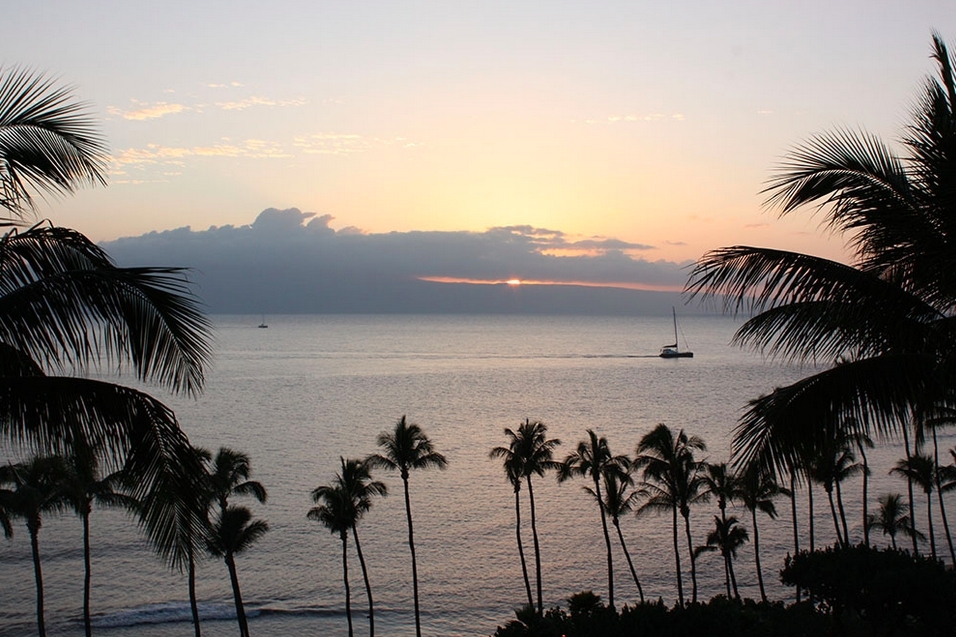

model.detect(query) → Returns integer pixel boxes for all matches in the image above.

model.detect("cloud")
[107,100,188,121]
[101,208,692,314]
[112,139,291,167]
[214,95,307,110]
[582,112,685,125]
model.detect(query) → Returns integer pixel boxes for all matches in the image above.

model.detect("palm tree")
[1,456,70,637]
[207,505,268,637]
[684,35,956,514]
[634,424,708,605]
[490,440,534,612]
[310,479,357,637]
[489,418,560,614]
[557,429,628,608]
[206,448,268,515]
[367,416,447,637]
[312,458,387,637]
[588,464,645,603]
[0,67,108,218]
[737,466,790,602]
[807,437,862,547]
[868,493,923,550]
[0,69,214,624]
[891,454,939,559]
[694,515,748,600]
[700,462,739,597]
[63,446,137,637]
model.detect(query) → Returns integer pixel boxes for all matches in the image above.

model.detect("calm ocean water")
[0,314,951,636]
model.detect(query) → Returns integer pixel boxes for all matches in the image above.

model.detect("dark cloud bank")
[102,208,699,316]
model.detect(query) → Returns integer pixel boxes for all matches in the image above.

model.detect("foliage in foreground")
[781,543,956,637]
[492,592,825,637]
[495,544,956,637]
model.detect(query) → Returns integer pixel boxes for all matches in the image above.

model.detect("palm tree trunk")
[727,548,740,601]
[789,469,801,603]
[613,518,644,603]
[188,547,202,637]
[835,480,850,546]
[525,476,544,615]
[82,509,92,637]
[682,510,698,604]
[401,475,422,637]
[926,491,936,560]
[672,505,684,606]
[594,477,615,608]
[751,507,767,603]
[721,546,731,599]
[225,553,249,637]
[29,523,46,637]
[806,475,815,552]
[826,488,843,546]
[342,532,353,637]
[857,441,870,547]
[512,487,534,612]
[902,424,919,554]
[931,425,956,565]
[351,526,374,637]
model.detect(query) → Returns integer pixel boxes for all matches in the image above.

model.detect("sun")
[506,279,522,286]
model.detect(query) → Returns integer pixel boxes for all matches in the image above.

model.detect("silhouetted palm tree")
[701,462,739,597]
[808,437,862,547]
[313,458,387,637]
[685,36,956,530]
[892,454,938,559]
[558,429,628,608]
[924,409,956,563]
[207,448,268,515]
[587,465,645,603]
[367,416,447,637]
[737,466,789,602]
[490,441,534,611]
[490,418,560,614]
[310,479,357,637]
[694,515,748,600]
[63,446,137,637]
[634,424,708,605]
[868,493,923,550]
[1,456,69,637]
[207,506,268,637]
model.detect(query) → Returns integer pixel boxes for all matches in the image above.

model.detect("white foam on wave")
[91,601,259,628]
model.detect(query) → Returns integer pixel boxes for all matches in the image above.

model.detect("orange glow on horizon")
[418,276,682,293]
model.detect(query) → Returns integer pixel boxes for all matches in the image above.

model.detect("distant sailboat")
[659,307,692,358]
[258,315,268,329]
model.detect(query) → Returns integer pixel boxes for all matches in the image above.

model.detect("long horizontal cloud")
[101,208,694,314]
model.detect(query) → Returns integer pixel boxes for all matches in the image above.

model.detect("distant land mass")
[101,208,703,316]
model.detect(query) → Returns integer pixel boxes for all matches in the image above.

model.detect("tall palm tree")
[490,418,560,614]
[587,464,645,603]
[367,416,447,637]
[63,445,137,637]
[558,429,628,608]
[207,505,268,637]
[206,448,268,515]
[634,424,708,605]
[868,493,923,550]
[490,441,534,612]
[0,70,214,624]
[924,410,956,564]
[737,466,789,602]
[700,462,739,596]
[807,437,862,547]
[891,454,939,559]
[310,479,357,637]
[694,515,748,600]
[685,35,956,515]
[312,458,387,637]
[1,456,70,637]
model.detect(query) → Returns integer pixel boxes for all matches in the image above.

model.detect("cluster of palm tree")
[0,444,269,637]
[310,415,446,637]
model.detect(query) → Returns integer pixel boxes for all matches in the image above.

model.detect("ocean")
[0,314,949,636]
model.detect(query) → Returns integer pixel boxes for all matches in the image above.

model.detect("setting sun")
[506,279,522,286]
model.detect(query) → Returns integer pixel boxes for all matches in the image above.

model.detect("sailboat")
[659,307,693,358]
[258,315,268,329]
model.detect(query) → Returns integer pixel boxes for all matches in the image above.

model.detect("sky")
[4,1,956,295]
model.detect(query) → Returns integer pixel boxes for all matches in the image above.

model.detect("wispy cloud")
[215,95,307,110]
[207,81,245,88]
[112,139,291,167]
[293,133,422,155]
[108,100,188,121]
[580,112,685,125]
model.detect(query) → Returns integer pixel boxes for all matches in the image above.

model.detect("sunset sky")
[5,1,956,276]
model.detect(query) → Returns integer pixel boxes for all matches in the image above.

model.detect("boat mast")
[672,307,679,352]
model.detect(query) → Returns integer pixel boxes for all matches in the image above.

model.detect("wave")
[89,600,350,628]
